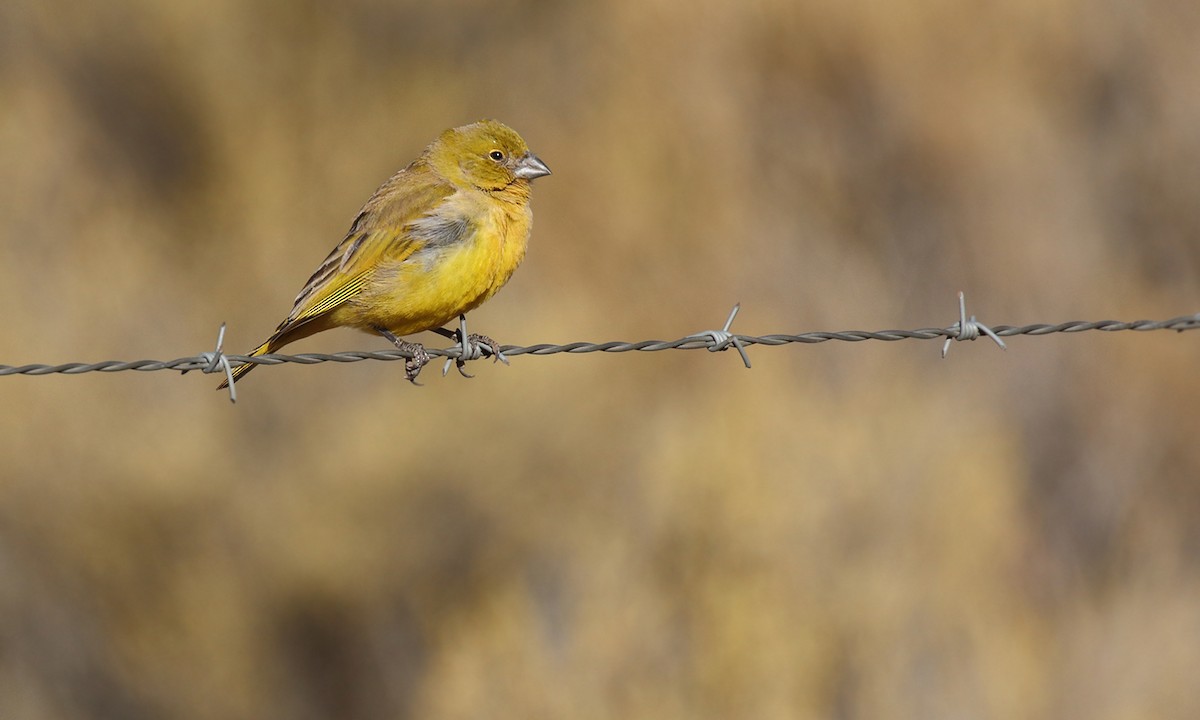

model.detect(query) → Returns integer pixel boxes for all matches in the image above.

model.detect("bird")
[219,120,550,389]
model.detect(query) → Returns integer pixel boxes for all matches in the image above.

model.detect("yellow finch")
[220,120,550,388]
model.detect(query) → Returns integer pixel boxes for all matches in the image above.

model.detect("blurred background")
[2,1,1199,718]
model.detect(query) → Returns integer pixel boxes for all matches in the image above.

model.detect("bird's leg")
[374,327,429,384]
[437,315,508,379]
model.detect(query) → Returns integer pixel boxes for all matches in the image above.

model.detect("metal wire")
[2,295,1199,404]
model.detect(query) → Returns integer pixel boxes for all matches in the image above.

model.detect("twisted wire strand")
[4,314,1198,378]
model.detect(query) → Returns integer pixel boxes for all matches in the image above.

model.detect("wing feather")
[271,167,457,335]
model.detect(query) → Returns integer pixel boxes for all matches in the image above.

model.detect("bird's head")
[429,120,551,193]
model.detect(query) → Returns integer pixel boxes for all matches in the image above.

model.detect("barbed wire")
[2,294,1198,403]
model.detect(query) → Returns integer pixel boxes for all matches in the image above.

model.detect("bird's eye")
[489,150,505,161]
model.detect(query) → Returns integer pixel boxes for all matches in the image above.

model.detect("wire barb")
[440,314,509,378]
[198,323,237,403]
[942,292,1006,358]
[684,303,752,368]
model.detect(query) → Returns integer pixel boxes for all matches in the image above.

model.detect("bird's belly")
[349,224,526,336]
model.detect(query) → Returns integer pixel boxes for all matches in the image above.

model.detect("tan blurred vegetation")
[2,0,1200,718]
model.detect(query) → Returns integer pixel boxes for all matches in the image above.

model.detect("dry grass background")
[2,1,1200,718]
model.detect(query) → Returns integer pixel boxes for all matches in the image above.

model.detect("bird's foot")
[401,341,431,383]
[376,327,430,384]
[440,315,509,378]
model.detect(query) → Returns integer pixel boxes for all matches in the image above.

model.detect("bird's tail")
[216,337,274,390]
[216,315,334,391]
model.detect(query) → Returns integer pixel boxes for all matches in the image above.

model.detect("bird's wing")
[274,171,458,334]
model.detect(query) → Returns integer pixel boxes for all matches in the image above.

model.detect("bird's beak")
[514,153,552,180]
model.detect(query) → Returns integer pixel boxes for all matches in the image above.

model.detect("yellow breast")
[347,190,533,336]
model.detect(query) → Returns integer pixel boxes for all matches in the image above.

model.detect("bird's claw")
[404,342,431,384]
[443,332,508,378]
[469,333,507,365]
[375,326,430,384]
